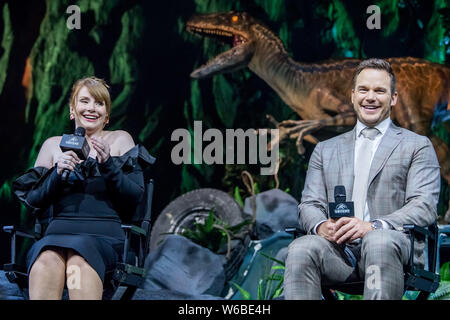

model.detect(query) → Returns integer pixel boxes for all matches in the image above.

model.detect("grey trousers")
[284,230,410,300]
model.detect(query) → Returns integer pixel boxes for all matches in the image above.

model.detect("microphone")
[328,185,354,219]
[59,127,90,181]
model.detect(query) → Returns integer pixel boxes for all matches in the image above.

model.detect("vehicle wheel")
[149,188,250,280]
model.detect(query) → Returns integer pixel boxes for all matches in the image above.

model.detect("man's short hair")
[353,58,396,95]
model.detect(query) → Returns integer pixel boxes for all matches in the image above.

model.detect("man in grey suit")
[284,58,441,300]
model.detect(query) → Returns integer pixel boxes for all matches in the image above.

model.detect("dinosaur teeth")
[232,35,247,46]
[188,26,233,37]
[187,25,247,45]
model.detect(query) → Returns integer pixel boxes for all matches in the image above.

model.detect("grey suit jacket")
[298,122,440,264]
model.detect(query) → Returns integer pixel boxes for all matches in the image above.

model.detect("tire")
[149,188,250,280]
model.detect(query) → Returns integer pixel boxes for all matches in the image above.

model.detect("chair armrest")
[285,227,305,239]
[113,263,146,288]
[402,224,432,240]
[3,225,38,239]
[120,224,148,267]
[402,223,438,274]
[121,224,147,237]
[3,225,38,266]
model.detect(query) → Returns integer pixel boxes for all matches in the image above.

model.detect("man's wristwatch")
[371,220,383,230]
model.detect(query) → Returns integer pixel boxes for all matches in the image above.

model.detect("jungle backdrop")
[0,0,449,265]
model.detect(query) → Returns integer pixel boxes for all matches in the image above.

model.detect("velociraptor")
[186,11,450,216]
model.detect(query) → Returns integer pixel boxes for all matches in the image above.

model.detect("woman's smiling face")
[71,86,108,132]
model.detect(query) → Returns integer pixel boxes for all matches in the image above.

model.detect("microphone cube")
[60,134,90,160]
[329,202,354,219]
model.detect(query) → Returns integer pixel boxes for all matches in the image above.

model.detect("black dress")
[13,145,154,283]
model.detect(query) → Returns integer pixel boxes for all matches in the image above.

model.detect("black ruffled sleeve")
[12,166,62,211]
[98,145,155,215]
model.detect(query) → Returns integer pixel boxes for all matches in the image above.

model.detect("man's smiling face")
[351,68,398,127]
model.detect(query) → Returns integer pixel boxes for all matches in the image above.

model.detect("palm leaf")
[430,281,450,300]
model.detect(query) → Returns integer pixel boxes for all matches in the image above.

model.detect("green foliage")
[402,290,419,300]
[108,5,144,122]
[334,291,363,300]
[182,209,226,252]
[181,209,252,253]
[425,0,447,63]
[257,252,285,300]
[139,105,162,143]
[428,262,450,300]
[253,182,260,195]
[254,0,286,21]
[440,262,450,281]
[0,3,12,95]
[430,281,450,300]
[190,79,204,121]
[378,0,400,38]
[420,263,450,300]
[234,186,244,207]
[232,251,285,300]
[0,181,12,202]
[278,22,290,51]
[213,74,239,127]
[180,165,201,194]
[329,0,360,58]
[231,281,252,300]
[194,0,232,13]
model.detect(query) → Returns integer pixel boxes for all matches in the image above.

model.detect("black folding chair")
[3,178,155,300]
[285,222,441,300]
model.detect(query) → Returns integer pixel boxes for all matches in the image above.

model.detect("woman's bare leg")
[29,248,66,300]
[66,249,103,300]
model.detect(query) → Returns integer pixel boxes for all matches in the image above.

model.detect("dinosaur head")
[186,12,258,78]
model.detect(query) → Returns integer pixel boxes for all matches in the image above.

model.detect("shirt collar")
[356,117,391,138]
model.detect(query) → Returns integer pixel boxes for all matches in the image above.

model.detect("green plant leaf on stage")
[234,186,244,207]
[440,262,450,281]
[231,282,251,300]
[213,74,239,127]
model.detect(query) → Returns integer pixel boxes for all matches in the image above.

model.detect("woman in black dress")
[13,77,153,299]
